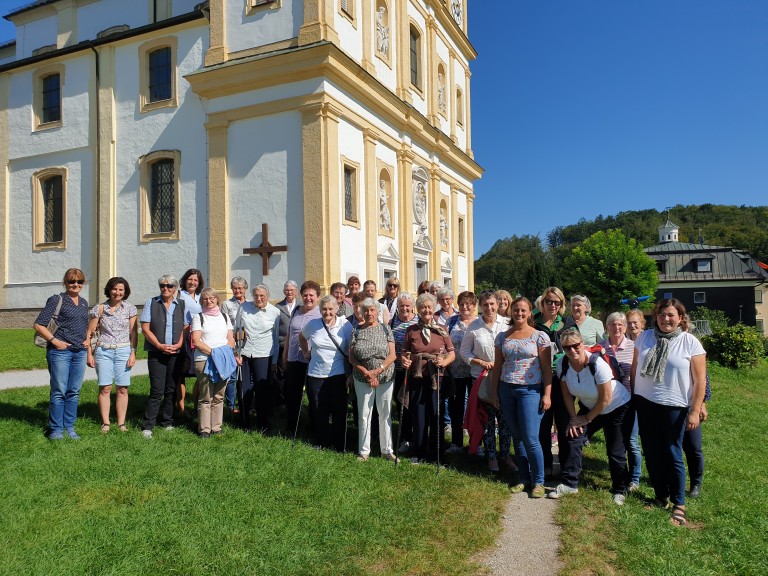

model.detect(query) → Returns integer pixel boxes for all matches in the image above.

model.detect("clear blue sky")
[2,1,766,257]
[468,0,768,255]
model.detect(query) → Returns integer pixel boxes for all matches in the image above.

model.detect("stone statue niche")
[376,5,389,57]
[379,177,392,232]
[440,206,448,248]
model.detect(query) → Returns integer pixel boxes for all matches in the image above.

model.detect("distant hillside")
[546,204,768,263]
[475,204,768,295]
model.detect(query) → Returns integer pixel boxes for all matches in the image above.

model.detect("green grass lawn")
[0,375,509,576]
[0,330,148,371]
[556,360,768,576]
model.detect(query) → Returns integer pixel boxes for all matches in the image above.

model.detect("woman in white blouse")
[191,288,235,438]
[235,284,280,432]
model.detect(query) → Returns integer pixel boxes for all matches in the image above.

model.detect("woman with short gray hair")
[569,294,605,346]
[298,293,353,451]
[350,298,397,461]
[221,276,248,413]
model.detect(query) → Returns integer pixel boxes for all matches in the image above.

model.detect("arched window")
[409,25,422,89]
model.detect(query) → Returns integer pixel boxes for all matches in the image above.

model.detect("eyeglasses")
[159,283,176,289]
[563,343,582,351]
[387,284,399,288]
[67,279,85,285]
[544,299,562,306]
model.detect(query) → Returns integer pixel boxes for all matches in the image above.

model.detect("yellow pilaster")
[397,148,414,291]
[364,129,379,284]
[448,49,456,143]
[361,0,375,74]
[301,101,341,292]
[299,0,340,46]
[56,0,76,48]
[395,0,409,100]
[451,186,458,285]
[206,120,230,294]
[95,45,117,293]
[205,0,228,66]
[465,68,473,158]
[426,16,438,125]
[429,165,441,281]
[466,192,475,291]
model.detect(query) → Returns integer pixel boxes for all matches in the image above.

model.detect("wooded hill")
[475,204,768,298]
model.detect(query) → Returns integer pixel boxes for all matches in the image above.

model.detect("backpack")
[558,344,624,384]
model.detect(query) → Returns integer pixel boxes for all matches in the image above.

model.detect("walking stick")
[292,372,307,448]
[436,362,442,476]
[394,352,411,468]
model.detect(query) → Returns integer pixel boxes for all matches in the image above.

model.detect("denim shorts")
[95,345,132,387]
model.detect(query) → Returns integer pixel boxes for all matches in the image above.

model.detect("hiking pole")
[394,352,411,469]
[292,372,307,448]
[435,351,445,476]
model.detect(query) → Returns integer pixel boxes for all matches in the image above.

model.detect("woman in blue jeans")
[34,268,90,440]
[490,296,552,498]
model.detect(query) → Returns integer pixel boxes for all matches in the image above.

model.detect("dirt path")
[481,492,562,576]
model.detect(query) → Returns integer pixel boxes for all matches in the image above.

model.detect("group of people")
[34,270,708,526]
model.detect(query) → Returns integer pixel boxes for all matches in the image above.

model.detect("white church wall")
[6,56,91,160]
[226,111,304,297]
[335,7,363,65]
[323,81,401,144]
[207,78,323,115]
[112,30,208,303]
[77,0,148,42]
[226,0,301,55]
[13,14,57,60]
[5,151,94,307]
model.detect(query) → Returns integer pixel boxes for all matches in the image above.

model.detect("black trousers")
[683,424,704,488]
[142,352,181,430]
[561,402,633,494]
[284,361,308,435]
[240,356,272,432]
[448,376,473,446]
[306,374,348,452]
[540,376,572,471]
[409,376,443,460]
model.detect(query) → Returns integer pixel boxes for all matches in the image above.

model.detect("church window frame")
[455,86,464,126]
[409,23,423,93]
[341,157,361,228]
[138,36,178,113]
[247,0,280,15]
[33,64,65,131]
[139,150,181,242]
[339,0,356,26]
[32,167,67,251]
[457,215,466,255]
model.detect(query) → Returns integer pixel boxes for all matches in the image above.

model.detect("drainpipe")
[90,46,101,298]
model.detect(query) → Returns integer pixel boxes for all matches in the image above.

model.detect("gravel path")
[0,360,149,391]
[481,491,562,576]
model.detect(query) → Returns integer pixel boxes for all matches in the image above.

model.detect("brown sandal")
[117,424,128,433]
[670,505,687,526]
[100,423,111,433]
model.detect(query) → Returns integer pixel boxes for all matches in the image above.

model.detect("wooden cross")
[242,223,288,276]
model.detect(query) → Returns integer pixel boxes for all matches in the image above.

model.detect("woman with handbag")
[86,277,138,433]
[299,295,353,451]
[34,268,90,440]
[349,298,397,461]
[459,291,512,471]
[235,284,280,432]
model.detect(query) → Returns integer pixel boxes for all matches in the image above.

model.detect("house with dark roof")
[645,219,768,333]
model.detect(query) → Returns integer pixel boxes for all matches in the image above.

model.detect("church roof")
[3,1,59,20]
[659,218,678,229]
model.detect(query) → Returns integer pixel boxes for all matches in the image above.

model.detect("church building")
[0,0,481,311]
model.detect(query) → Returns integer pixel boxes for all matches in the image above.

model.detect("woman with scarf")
[401,293,455,463]
[391,292,419,454]
[191,288,236,438]
[631,298,706,526]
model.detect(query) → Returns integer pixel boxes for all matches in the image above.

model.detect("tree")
[562,229,658,318]
[474,235,558,299]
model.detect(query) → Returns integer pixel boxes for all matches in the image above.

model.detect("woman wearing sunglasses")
[34,268,91,440]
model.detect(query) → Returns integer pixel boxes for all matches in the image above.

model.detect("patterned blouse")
[448,318,472,379]
[90,301,138,346]
[350,322,395,382]
[35,293,90,352]
[391,314,418,370]
[495,329,551,386]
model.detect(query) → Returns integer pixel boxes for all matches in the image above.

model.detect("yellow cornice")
[424,0,476,60]
[187,42,483,181]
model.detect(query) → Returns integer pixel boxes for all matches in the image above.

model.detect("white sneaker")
[142,429,153,439]
[628,482,640,492]
[613,493,626,506]
[163,425,175,431]
[547,484,579,499]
